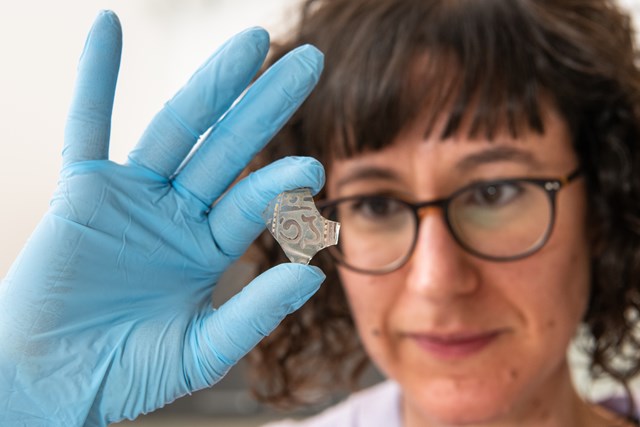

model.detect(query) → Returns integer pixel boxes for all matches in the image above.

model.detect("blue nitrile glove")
[0,10,325,427]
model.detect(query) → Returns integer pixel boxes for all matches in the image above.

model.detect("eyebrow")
[335,145,542,190]
[334,167,402,190]
[455,145,542,171]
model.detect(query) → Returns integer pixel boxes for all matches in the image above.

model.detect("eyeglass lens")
[322,180,553,273]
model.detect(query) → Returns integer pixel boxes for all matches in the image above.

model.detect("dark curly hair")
[246,0,640,413]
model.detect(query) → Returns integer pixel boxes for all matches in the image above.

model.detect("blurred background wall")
[2,1,640,426]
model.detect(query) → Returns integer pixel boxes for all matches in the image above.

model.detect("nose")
[405,208,480,301]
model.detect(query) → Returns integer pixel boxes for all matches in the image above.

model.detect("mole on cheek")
[531,398,543,410]
[510,369,519,380]
[372,329,381,336]
[546,319,556,329]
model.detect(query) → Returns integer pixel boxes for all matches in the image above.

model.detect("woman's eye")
[351,197,403,219]
[466,182,523,207]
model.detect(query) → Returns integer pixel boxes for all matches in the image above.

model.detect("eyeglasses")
[317,168,582,274]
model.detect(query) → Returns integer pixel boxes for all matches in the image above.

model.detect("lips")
[406,330,503,360]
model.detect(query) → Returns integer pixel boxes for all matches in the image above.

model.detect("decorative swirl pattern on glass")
[262,188,340,264]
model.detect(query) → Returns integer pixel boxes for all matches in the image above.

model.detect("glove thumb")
[186,263,325,390]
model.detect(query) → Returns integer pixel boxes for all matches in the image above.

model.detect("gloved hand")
[0,10,325,427]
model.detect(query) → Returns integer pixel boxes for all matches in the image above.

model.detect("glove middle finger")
[173,45,324,207]
[127,27,270,178]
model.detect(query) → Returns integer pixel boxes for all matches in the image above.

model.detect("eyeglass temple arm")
[561,167,582,185]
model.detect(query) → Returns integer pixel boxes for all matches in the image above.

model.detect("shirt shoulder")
[261,380,402,427]
[597,395,640,424]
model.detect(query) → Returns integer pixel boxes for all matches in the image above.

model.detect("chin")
[405,384,516,425]
[430,408,504,425]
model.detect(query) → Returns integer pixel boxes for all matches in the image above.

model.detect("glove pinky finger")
[64,10,122,167]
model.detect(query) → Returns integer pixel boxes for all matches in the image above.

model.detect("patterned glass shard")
[262,188,340,264]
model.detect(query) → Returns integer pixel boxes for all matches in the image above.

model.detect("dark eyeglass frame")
[317,168,583,274]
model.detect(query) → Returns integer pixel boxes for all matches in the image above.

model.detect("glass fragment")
[262,188,340,264]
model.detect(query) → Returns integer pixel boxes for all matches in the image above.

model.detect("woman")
[249,0,640,425]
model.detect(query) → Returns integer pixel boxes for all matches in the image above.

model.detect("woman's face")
[326,109,590,425]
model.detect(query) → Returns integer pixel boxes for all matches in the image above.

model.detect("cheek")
[536,207,591,332]
[338,267,402,370]
[497,221,591,356]
[497,182,591,336]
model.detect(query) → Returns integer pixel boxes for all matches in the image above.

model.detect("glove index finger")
[63,10,122,167]
[208,156,325,259]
